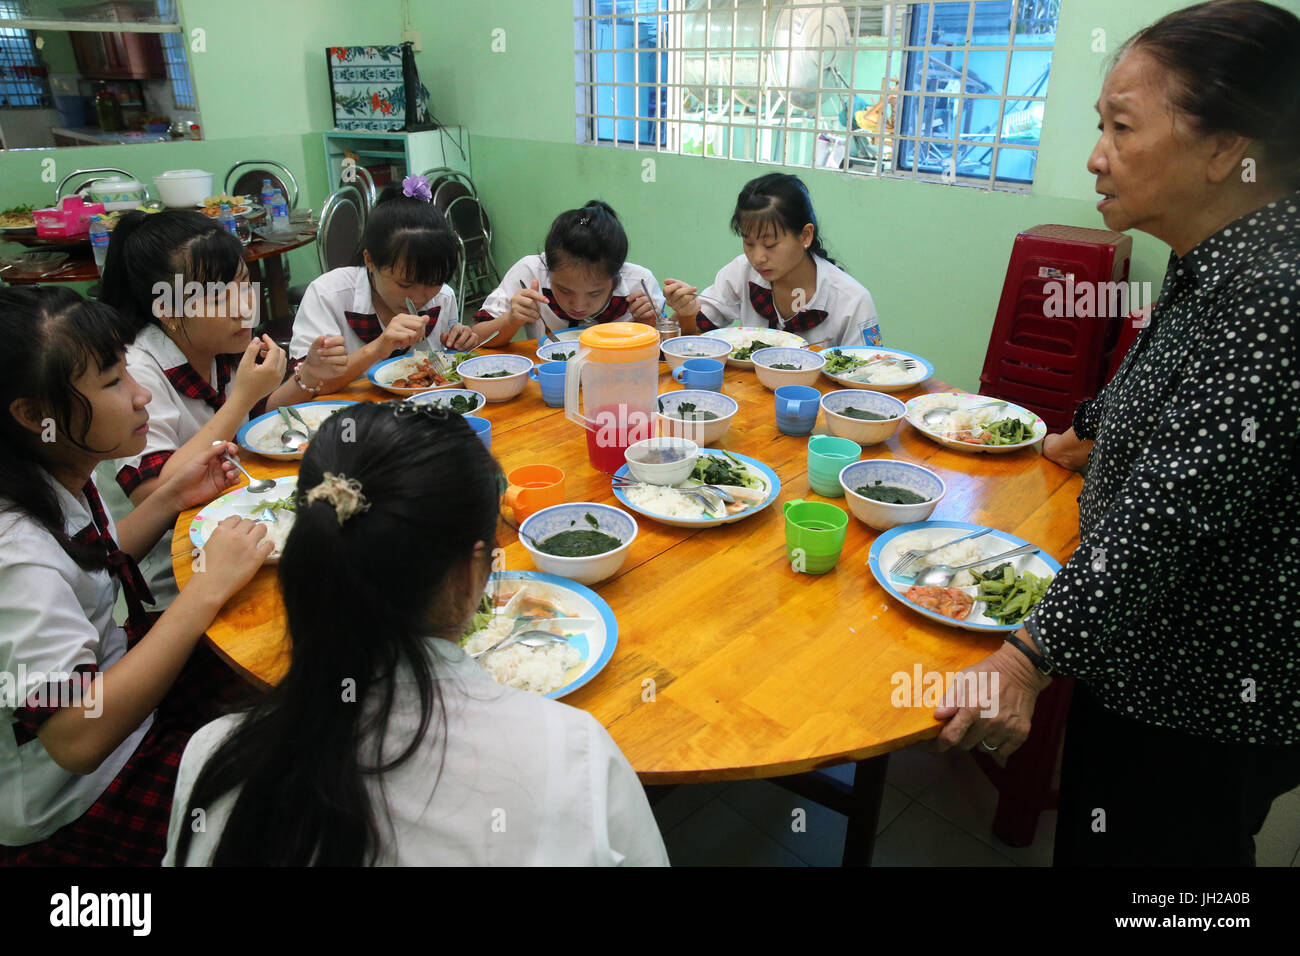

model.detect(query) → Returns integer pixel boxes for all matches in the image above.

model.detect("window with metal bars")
[158,0,195,109]
[575,0,1058,192]
[0,13,51,109]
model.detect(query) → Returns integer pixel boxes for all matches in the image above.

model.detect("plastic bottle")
[269,189,291,234]
[218,203,237,236]
[89,215,110,274]
[259,178,275,211]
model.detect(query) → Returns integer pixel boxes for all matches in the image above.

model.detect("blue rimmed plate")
[235,400,358,461]
[867,520,1062,633]
[366,352,476,396]
[820,346,934,392]
[477,570,618,700]
[611,449,781,529]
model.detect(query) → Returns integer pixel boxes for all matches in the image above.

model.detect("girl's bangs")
[184,230,245,287]
[732,204,790,243]
[64,299,138,375]
[386,230,457,286]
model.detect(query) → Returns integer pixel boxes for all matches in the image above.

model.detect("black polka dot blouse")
[1024,192,1299,747]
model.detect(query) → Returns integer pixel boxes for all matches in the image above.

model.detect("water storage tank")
[680,0,852,112]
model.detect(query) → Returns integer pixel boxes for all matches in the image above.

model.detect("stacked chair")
[422,167,501,322]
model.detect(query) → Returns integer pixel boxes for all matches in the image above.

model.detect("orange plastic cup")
[504,464,565,522]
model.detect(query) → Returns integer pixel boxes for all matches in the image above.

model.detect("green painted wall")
[413,0,1300,392]
[0,0,403,284]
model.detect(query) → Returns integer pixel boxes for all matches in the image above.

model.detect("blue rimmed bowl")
[839,459,945,530]
[408,387,486,414]
[456,353,534,402]
[820,389,906,445]
[535,340,580,363]
[519,502,639,586]
[655,389,739,445]
[662,334,732,371]
[750,347,825,390]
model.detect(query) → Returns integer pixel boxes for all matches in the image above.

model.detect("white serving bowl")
[661,335,732,371]
[839,459,945,531]
[624,436,699,485]
[519,502,638,586]
[153,169,214,208]
[408,387,486,414]
[820,389,906,446]
[456,354,533,402]
[535,340,580,363]
[655,390,739,446]
[751,347,825,390]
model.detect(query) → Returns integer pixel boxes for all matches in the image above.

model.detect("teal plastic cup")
[807,434,862,497]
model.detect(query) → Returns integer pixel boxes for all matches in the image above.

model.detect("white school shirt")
[289,266,459,361]
[0,476,154,846]
[114,322,246,609]
[695,253,883,348]
[164,641,669,866]
[474,255,665,341]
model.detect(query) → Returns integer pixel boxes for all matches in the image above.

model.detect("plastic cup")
[783,498,849,574]
[504,464,565,522]
[774,384,822,436]
[464,415,491,450]
[807,434,862,497]
[671,357,725,392]
[528,361,567,408]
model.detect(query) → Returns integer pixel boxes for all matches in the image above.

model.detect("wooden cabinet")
[68,1,165,80]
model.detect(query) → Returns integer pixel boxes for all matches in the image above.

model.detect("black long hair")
[542,199,628,279]
[173,402,501,866]
[1118,1,1300,190]
[354,182,460,285]
[99,209,245,334]
[730,173,836,266]
[0,286,137,570]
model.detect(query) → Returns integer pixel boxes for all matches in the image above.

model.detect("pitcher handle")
[563,348,595,430]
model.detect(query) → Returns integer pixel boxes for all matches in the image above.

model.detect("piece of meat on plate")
[905,585,975,620]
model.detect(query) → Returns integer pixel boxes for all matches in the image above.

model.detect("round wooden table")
[171,340,1082,862]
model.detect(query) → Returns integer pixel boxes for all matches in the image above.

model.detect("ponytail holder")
[402,174,433,202]
[305,472,370,526]
[577,215,590,226]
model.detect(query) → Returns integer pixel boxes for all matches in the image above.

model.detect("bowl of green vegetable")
[839,459,944,530]
[661,335,731,371]
[655,390,738,445]
[519,503,638,585]
[820,389,906,445]
[750,347,825,390]
[408,388,486,415]
[456,354,534,402]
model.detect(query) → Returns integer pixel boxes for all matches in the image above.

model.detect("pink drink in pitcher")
[564,324,663,474]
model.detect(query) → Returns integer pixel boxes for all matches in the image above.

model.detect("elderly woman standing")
[934,0,1299,866]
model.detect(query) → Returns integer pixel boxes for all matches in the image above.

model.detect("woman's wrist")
[293,363,323,394]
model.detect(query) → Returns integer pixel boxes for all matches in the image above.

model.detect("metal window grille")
[0,1,51,109]
[575,0,1058,192]
[158,0,195,109]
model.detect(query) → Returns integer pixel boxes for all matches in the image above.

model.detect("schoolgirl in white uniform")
[664,173,884,349]
[101,210,335,606]
[290,177,474,391]
[165,404,668,866]
[0,286,271,865]
[472,200,665,345]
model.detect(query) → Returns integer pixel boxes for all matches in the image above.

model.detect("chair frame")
[224,160,300,209]
[316,185,367,274]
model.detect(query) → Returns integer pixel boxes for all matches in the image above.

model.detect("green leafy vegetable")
[769,363,800,370]
[822,349,870,375]
[459,592,494,646]
[429,394,479,414]
[980,417,1036,445]
[971,563,1052,624]
[584,512,599,529]
[690,454,760,489]
[733,341,776,360]
[264,494,297,514]
[478,370,513,378]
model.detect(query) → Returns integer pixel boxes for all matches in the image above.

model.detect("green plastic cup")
[807,434,862,497]
[783,498,850,574]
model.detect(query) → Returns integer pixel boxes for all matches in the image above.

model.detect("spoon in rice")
[921,400,1007,428]
[911,543,1042,588]
[277,407,309,451]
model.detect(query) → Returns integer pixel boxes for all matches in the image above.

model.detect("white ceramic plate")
[189,477,297,563]
[611,449,781,528]
[819,346,934,392]
[366,352,477,396]
[702,327,809,368]
[868,520,1062,633]
[235,401,357,461]
[904,391,1047,454]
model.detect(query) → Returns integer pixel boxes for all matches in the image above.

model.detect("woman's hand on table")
[662,279,700,319]
[626,289,659,325]
[230,334,287,408]
[161,440,241,512]
[1043,428,1093,473]
[189,516,274,604]
[931,634,1052,761]
[441,322,478,351]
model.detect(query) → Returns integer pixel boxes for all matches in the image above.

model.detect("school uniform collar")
[541,288,630,327]
[344,268,442,346]
[136,324,236,413]
[746,255,831,332]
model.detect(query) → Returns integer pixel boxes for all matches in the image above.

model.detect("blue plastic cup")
[671,357,725,392]
[528,361,568,408]
[464,415,491,450]
[774,385,822,436]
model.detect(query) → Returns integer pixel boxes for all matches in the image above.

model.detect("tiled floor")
[651,743,1300,866]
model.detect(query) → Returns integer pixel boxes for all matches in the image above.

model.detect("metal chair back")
[317,185,366,274]
[224,160,300,209]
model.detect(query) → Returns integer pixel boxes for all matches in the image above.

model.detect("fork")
[889,527,992,577]
[860,355,919,373]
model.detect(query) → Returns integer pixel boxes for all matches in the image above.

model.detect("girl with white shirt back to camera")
[0,287,272,865]
[290,177,476,391]
[165,402,668,866]
[101,210,339,607]
[471,200,665,345]
[664,173,884,349]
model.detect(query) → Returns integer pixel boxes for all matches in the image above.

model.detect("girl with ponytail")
[472,199,665,345]
[664,173,884,348]
[166,402,667,866]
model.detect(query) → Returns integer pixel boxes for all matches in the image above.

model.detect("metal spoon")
[277,407,308,451]
[911,542,1041,587]
[921,400,1007,428]
[221,451,277,494]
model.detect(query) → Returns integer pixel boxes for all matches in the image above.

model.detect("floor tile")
[647,782,728,833]
[1255,790,1300,868]
[662,796,806,866]
[884,742,956,798]
[871,802,1017,866]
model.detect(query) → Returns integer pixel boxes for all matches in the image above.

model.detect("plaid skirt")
[0,639,255,867]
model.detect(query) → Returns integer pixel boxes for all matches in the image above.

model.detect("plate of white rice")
[702,327,809,368]
[819,346,933,392]
[460,571,617,699]
[867,520,1062,633]
[236,401,358,461]
[610,450,781,528]
[905,391,1046,453]
[188,476,297,563]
